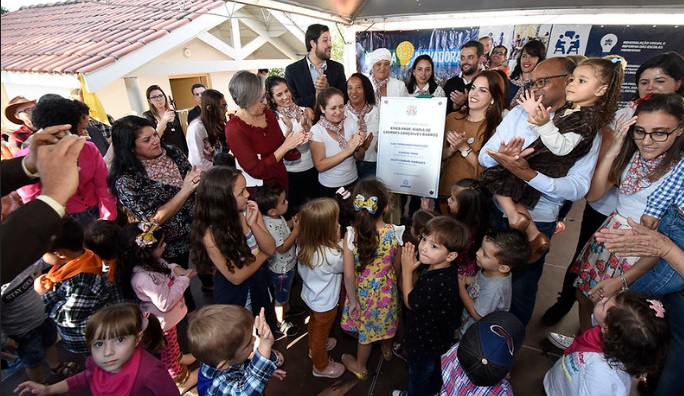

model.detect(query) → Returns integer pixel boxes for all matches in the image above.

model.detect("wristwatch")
[460,148,472,157]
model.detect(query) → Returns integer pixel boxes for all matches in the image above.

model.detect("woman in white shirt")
[185,89,227,170]
[367,48,409,106]
[310,87,365,197]
[345,73,380,180]
[266,76,319,217]
[406,54,445,97]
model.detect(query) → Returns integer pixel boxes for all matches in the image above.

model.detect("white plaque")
[376,97,446,198]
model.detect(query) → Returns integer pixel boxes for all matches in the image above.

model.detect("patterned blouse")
[114,146,194,258]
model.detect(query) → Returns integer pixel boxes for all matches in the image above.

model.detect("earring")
[490,100,494,105]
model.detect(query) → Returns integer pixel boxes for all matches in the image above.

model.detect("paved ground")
[1,200,641,395]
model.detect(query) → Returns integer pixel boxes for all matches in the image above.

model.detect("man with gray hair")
[285,24,346,108]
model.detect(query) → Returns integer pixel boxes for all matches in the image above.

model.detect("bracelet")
[619,273,629,291]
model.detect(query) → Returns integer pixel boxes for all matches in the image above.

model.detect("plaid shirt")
[42,272,110,354]
[644,157,683,219]
[201,349,276,396]
[440,343,513,396]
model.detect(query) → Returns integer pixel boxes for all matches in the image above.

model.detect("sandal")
[342,353,369,380]
[381,343,393,361]
[272,349,285,368]
[51,361,79,377]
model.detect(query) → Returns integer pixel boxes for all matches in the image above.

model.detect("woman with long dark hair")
[406,54,445,97]
[108,115,203,310]
[185,89,228,170]
[508,40,546,108]
[439,70,507,214]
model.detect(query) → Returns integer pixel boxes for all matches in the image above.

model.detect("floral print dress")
[341,224,404,344]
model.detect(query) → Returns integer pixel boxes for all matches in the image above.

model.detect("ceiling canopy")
[254,0,684,23]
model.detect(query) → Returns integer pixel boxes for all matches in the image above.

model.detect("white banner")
[376,97,446,198]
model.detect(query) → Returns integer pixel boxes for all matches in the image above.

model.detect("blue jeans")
[653,291,684,396]
[492,208,556,325]
[631,204,684,297]
[407,357,442,396]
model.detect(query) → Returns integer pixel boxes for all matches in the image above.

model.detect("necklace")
[317,117,346,149]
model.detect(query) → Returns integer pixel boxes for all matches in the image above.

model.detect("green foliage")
[1,6,9,15]
[268,68,284,78]
[330,25,346,62]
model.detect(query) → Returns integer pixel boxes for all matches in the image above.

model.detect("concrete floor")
[1,199,641,395]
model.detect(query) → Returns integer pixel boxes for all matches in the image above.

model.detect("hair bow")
[353,194,378,214]
[611,57,621,64]
[336,187,351,200]
[647,299,666,318]
[136,222,160,248]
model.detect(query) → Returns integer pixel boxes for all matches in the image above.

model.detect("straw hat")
[5,96,37,125]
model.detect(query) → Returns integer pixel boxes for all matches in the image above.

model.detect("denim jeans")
[652,291,684,396]
[492,208,556,325]
[407,356,442,396]
[631,204,684,297]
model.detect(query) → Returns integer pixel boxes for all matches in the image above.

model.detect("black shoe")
[284,304,306,318]
[542,297,575,326]
[275,321,299,337]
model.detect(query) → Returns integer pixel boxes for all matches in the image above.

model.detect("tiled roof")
[1,0,225,75]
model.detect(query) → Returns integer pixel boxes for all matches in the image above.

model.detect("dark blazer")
[1,157,62,281]
[285,57,347,109]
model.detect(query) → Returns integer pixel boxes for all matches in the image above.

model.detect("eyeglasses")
[16,107,34,115]
[630,125,681,142]
[528,74,569,89]
[149,94,165,100]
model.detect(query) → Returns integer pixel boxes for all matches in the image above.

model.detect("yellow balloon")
[396,41,415,66]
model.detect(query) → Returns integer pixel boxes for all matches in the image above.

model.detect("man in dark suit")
[443,40,485,114]
[285,24,347,109]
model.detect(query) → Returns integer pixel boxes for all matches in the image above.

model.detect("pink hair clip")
[647,299,666,318]
[336,187,351,200]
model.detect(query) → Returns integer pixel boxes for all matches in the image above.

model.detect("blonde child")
[544,291,669,396]
[481,57,625,260]
[117,222,198,392]
[15,303,179,396]
[188,306,286,396]
[297,198,346,378]
[340,178,404,379]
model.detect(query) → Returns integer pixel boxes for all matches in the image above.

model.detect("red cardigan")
[225,109,300,190]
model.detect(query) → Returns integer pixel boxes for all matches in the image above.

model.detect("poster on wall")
[585,25,684,105]
[546,25,592,59]
[376,97,446,198]
[356,28,479,85]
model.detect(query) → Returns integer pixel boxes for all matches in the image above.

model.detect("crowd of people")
[1,21,683,396]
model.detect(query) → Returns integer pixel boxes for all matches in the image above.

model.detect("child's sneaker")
[275,320,299,337]
[548,332,574,350]
[312,360,345,378]
[308,337,337,358]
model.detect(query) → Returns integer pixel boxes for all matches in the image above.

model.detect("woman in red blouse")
[225,71,311,191]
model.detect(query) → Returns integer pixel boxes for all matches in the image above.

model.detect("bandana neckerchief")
[276,103,304,124]
[620,151,668,194]
[317,117,346,149]
[345,102,373,134]
[371,75,389,105]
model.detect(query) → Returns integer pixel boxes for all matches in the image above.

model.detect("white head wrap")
[368,48,393,68]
